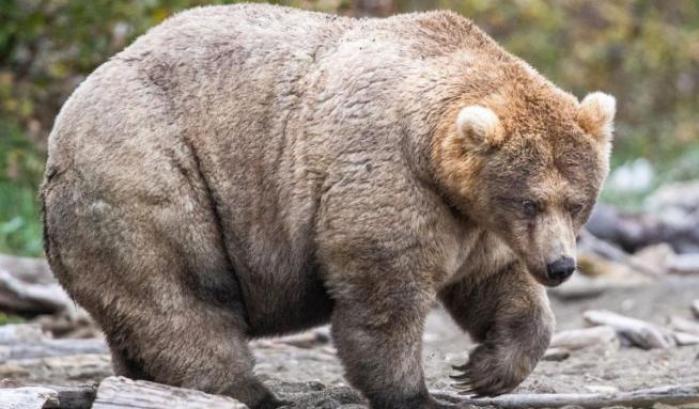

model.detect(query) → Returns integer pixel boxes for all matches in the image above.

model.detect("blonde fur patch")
[577,92,616,141]
[456,105,505,148]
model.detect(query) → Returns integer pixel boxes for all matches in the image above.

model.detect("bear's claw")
[449,343,527,397]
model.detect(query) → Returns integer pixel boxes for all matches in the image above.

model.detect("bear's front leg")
[329,272,455,409]
[439,264,555,396]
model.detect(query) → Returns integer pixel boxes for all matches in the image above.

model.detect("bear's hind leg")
[102,298,282,408]
[110,344,152,381]
[42,178,283,408]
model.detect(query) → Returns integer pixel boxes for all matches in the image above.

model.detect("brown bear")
[41,4,615,409]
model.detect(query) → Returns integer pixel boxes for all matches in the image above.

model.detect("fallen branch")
[91,376,248,409]
[455,383,699,409]
[583,310,675,349]
[44,384,97,409]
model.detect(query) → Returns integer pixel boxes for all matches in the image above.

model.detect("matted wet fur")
[41,4,615,409]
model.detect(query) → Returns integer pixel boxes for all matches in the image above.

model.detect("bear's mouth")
[530,269,573,287]
[542,274,570,287]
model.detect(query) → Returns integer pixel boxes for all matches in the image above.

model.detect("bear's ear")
[455,105,505,149]
[577,92,616,142]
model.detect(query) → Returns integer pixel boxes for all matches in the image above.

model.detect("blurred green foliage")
[434,0,699,207]
[436,0,699,168]
[0,121,44,256]
[0,312,24,325]
[1,0,699,255]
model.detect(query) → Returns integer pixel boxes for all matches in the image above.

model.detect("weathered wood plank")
[92,376,248,409]
[0,338,107,363]
[43,384,97,409]
[674,331,699,346]
[452,383,699,408]
[0,324,46,345]
[0,386,57,409]
[0,354,112,383]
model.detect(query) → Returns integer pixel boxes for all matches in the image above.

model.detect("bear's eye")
[521,200,540,218]
[568,203,584,217]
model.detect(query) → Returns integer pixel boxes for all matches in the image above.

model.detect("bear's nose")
[546,257,576,282]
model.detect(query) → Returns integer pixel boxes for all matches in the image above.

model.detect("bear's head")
[434,81,615,287]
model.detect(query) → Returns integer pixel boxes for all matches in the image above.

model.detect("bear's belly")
[243,267,334,337]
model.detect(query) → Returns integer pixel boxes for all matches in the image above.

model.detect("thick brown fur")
[41,4,614,409]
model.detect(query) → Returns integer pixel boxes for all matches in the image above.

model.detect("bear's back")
[44,4,522,336]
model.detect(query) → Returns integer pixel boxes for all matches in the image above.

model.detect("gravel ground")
[252,276,699,407]
[7,276,699,408]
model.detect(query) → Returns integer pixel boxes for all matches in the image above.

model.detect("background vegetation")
[1,0,698,256]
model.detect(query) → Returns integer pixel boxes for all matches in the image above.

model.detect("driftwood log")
[583,310,675,349]
[0,354,112,383]
[548,273,608,300]
[542,326,619,361]
[0,384,96,409]
[0,255,94,337]
[577,229,662,277]
[0,268,72,315]
[453,383,699,409]
[674,331,699,346]
[667,316,699,345]
[91,376,248,409]
[586,203,699,254]
[550,326,619,351]
[0,255,53,284]
[31,313,99,339]
[0,323,110,384]
[0,323,107,364]
[0,386,57,409]
[0,323,45,344]
[667,254,699,275]
[0,337,107,363]
[669,315,699,335]
[541,347,570,361]
[1,377,698,409]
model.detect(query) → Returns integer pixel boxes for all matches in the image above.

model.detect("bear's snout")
[545,256,576,284]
